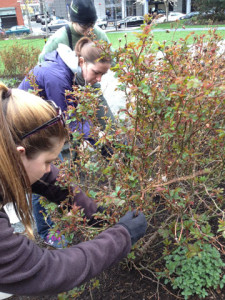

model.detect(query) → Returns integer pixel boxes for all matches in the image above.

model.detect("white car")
[96,18,107,30]
[41,19,70,32]
[155,12,186,23]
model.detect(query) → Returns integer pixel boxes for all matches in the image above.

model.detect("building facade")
[1,0,191,26]
[0,0,24,28]
[42,0,145,20]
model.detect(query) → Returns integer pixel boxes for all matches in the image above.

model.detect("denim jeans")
[32,194,54,239]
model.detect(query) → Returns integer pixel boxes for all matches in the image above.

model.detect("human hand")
[118,210,147,245]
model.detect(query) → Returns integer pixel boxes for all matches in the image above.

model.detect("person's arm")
[32,164,98,219]
[39,65,73,112]
[0,211,131,296]
[39,27,69,63]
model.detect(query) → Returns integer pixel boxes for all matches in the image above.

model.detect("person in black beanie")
[70,0,97,27]
[39,0,110,62]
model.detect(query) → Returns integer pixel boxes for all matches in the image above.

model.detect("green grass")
[106,18,225,48]
[0,37,45,50]
[107,29,225,49]
[0,37,45,73]
[153,18,225,29]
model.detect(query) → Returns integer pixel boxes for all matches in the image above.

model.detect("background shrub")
[0,42,40,77]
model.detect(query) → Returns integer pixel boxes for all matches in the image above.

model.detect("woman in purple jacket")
[19,36,114,140]
[0,82,147,296]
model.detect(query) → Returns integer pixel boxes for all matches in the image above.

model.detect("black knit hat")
[70,0,97,25]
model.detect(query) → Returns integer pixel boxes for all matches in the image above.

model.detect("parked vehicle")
[155,12,186,23]
[96,18,107,30]
[30,13,40,22]
[36,14,51,24]
[5,25,30,36]
[152,9,166,15]
[41,19,70,32]
[180,11,199,19]
[117,16,144,28]
[41,16,52,25]
[36,14,43,23]
[0,28,5,37]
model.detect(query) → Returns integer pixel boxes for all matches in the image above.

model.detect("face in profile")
[18,137,65,185]
[81,61,111,86]
[73,23,93,36]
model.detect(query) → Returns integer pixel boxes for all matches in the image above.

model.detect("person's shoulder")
[93,25,108,40]
[50,25,68,42]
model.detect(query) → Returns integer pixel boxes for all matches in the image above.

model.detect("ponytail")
[0,82,33,238]
[75,36,90,58]
[75,36,112,65]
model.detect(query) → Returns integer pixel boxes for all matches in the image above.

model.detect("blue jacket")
[19,48,91,139]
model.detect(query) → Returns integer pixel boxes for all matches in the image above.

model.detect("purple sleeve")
[39,69,71,112]
[0,212,131,296]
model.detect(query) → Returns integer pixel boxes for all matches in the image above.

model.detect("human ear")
[16,146,26,157]
[79,56,85,68]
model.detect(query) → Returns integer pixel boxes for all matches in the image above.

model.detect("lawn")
[0,36,45,51]
[0,37,45,75]
[107,29,225,49]
[107,20,225,48]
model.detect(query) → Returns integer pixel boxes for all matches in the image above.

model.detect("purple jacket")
[18,51,91,139]
[0,165,131,296]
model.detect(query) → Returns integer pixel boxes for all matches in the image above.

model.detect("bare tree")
[163,0,178,21]
[136,0,180,20]
[24,0,32,33]
[39,0,44,14]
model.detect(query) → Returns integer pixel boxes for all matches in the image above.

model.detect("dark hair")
[75,37,112,65]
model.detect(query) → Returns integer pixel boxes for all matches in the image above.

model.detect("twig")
[203,184,225,219]
[144,168,211,192]
[141,214,176,253]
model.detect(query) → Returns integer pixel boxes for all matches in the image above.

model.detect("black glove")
[88,206,108,227]
[118,210,147,245]
[87,138,113,159]
[101,144,114,158]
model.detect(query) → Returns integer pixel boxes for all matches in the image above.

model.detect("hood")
[56,43,85,85]
[56,43,79,73]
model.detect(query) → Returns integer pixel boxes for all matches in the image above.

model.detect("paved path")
[101,69,126,115]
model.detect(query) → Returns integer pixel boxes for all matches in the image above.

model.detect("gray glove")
[118,210,147,245]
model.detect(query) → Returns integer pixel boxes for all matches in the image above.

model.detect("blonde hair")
[0,82,67,238]
[75,37,112,65]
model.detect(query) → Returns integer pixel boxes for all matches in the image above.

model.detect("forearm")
[0,213,131,296]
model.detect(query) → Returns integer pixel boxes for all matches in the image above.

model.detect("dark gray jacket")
[0,165,131,296]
